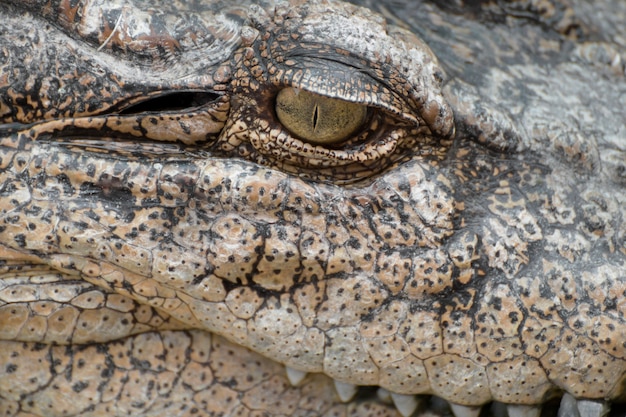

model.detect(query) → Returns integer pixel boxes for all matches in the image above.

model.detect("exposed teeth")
[557,393,610,417]
[557,393,579,417]
[285,366,308,386]
[449,403,482,417]
[575,399,610,417]
[333,380,358,402]
[390,393,421,417]
[376,388,392,404]
[506,404,541,417]
[329,382,609,417]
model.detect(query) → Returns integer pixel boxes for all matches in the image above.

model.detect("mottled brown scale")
[1,0,626,417]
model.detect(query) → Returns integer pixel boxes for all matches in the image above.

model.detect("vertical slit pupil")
[312,104,319,131]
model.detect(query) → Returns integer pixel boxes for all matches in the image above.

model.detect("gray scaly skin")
[0,0,625,416]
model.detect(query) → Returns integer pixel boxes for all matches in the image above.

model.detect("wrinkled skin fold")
[0,0,625,416]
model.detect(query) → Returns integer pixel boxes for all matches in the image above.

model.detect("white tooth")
[390,393,421,417]
[333,380,358,402]
[576,399,610,417]
[449,403,482,417]
[507,404,542,417]
[285,366,308,386]
[557,393,579,417]
[377,388,392,404]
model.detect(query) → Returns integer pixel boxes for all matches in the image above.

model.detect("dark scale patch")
[0,181,17,197]
[14,234,26,248]
[86,163,97,178]
[347,236,361,249]
[73,221,89,231]
[179,120,191,134]
[5,215,20,224]
[79,181,137,210]
[130,357,152,371]
[489,297,502,311]
[141,197,160,208]
[159,207,179,227]
[23,205,42,217]
[72,381,89,393]
[54,173,76,196]
[83,210,101,222]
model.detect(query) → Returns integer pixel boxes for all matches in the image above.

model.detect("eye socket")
[275,88,368,146]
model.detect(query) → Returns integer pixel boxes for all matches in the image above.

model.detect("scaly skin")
[0,0,625,416]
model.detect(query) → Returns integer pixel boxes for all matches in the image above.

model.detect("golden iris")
[275,88,367,145]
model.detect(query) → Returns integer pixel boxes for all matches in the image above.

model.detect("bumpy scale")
[0,0,625,416]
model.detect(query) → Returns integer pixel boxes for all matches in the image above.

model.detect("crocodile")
[0,0,625,416]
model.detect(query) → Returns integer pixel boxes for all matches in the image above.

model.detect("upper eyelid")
[272,52,421,126]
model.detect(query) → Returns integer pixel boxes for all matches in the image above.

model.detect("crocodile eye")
[275,88,368,145]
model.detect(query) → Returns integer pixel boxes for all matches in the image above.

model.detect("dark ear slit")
[118,92,221,114]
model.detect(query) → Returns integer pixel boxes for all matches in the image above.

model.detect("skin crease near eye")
[275,87,368,145]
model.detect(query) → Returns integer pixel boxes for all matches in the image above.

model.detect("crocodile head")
[0,0,625,416]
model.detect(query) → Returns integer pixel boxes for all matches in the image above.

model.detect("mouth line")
[0,240,621,417]
[284,365,619,417]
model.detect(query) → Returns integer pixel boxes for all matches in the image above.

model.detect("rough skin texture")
[0,0,625,416]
